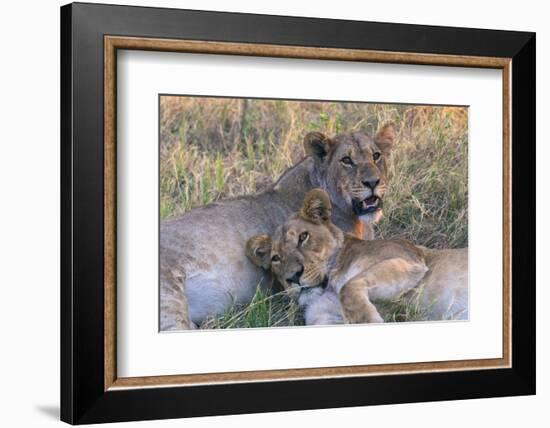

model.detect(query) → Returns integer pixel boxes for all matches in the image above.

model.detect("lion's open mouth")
[352,195,382,216]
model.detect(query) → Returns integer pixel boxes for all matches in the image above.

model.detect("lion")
[246,189,468,325]
[161,124,397,330]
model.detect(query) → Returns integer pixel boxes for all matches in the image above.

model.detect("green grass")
[160,97,468,327]
[376,294,429,323]
[200,285,304,330]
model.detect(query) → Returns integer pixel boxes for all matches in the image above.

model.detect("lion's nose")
[362,178,380,189]
[286,266,304,285]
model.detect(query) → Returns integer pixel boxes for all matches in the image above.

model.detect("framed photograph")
[60,2,535,424]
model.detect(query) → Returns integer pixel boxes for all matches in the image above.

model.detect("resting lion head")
[305,123,396,225]
[246,189,344,293]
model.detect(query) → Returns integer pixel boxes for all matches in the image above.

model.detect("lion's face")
[305,124,396,225]
[247,189,344,293]
[268,217,340,291]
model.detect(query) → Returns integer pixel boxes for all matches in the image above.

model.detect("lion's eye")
[298,231,309,245]
[340,156,354,166]
[271,255,281,263]
[373,152,381,161]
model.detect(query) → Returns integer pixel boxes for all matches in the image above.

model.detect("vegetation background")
[160,96,468,328]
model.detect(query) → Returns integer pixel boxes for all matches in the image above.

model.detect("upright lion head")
[305,123,396,225]
[247,189,344,293]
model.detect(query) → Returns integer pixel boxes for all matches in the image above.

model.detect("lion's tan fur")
[247,189,468,325]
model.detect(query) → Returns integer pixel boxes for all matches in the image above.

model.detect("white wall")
[0,0,546,427]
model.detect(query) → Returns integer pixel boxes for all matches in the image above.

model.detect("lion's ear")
[304,132,334,163]
[374,122,397,154]
[300,188,332,224]
[246,234,272,269]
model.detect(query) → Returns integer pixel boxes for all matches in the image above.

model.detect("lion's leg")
[160,268,195,331]
[366,258,428,302]
[339,258,428,324]
[340,278,383,324]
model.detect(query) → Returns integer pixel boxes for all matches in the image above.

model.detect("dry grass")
[160,96,468,327]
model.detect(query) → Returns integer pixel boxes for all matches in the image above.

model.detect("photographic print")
[159,96,468,331]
